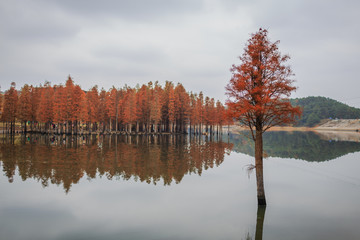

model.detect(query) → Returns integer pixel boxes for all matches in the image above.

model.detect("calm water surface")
[1,132,360,240]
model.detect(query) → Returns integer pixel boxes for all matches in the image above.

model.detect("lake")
[1,132,360,240]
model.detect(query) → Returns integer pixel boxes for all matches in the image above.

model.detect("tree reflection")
[230,131,360,161]
[255,206,266,240]
[0,134,233,192]
[242,206,266,240]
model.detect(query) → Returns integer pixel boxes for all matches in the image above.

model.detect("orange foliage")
[17,84,32,123]
[226,28,302,136]
[37,83,54,123]
[4,76,229,134]
[53,85,66,123]
[2,82,18,123]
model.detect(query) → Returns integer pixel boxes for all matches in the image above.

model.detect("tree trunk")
[255,129,266,206]
[154,121,158,133]
[24,121,27,134]
[74,122,76,134]
[109,118,112,133]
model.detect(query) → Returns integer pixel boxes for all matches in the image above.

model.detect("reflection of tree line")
[0,134,233,192]
[230,131,360,162]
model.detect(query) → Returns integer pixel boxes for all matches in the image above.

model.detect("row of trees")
[0,77,232,135]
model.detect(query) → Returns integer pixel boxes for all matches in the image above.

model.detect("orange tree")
[226,28,302,205]
[2,82,18,133]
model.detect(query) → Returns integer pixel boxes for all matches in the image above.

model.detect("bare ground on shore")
[228,119,360,134]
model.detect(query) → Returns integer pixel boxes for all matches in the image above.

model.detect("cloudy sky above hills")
[1,0,360,107]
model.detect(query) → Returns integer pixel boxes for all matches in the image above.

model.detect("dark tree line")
[290,96,360,127]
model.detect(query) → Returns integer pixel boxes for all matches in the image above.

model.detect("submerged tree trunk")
[255,205,266,240]
[255,129,266,206]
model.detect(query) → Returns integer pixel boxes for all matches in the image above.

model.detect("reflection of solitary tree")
[255,206,266,240]
[226,29,301,205]
[242,206,266,240]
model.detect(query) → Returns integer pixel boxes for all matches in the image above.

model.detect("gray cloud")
[244,0,360,105]
[92,45,166,63]
[52,0,204,22]
[0,1,80,43]
[0,0,359,107]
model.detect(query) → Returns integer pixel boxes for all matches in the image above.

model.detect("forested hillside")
[290,96,360,127]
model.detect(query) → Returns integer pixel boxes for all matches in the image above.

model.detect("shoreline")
[228,125,360,133]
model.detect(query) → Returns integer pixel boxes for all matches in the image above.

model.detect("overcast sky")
[1,0,359,107]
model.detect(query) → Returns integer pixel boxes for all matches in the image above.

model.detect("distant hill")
[290,96,360,127]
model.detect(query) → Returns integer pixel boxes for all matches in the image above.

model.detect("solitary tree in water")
[226,29,302,205]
